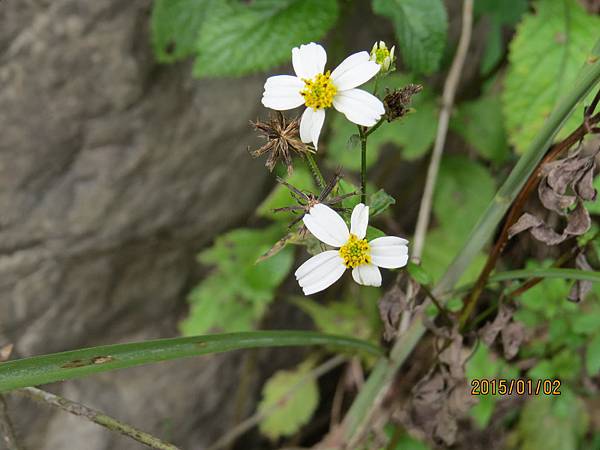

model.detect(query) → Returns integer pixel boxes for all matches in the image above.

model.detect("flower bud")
[370,41,396,73]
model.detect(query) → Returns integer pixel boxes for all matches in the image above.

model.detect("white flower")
[295,203,409,295]
[261,42,385,150]
[369,41,395,72]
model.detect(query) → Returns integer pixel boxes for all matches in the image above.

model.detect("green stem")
[343,39,600,442]
[490,268,600,284]
[359,127,367,204]
[365,118,385,137]
[17,387,179,450]
[0,331,381,393]
[304,153,326,190]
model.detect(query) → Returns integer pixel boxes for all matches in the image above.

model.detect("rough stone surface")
[0,1,272,448]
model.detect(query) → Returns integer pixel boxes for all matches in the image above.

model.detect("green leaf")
[0,331,382,393]
[451,94,510,164]
[151,0,214,63]
[258,359,319,440]
[433,156,497,236]
[502,0,600,153]
[488,267,600,285]
[407,262,432,286]
[421,156,495,283]
[292,297,374,341]
[517,391,588,450]
[366,225,387,241]
[465,344,500,428]
[369,189,396,216]
[475,0,528,74]
[193,0,339,77]
[372,0,448,75]
[586,332,600,375]
[181,225,294,334]
[446,297,463,312]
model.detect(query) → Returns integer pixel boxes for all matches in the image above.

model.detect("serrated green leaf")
[258,360,319,440]
[369,189,396,216]
[502,0,600,153]
[451,94,510,163]
[372,0,448,74]
[151,0,214,63]
[193,0,338,77]
[181,225,294,334]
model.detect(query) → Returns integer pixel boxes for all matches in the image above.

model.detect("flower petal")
[299,107,326,149]
[333,88,385,126]
[350,203,369,239]
[292,42,327,79]
[330,51,380,91]
[303,203,350,247]
[351,264,382,287]
[261,75,305,110]
[369,236,409,269]
[295,250,346,295]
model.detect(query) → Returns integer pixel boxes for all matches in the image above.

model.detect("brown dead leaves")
[509,147,597,245]
[403,333,477,446]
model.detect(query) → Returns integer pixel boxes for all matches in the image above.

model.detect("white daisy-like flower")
[261,42,385,149]
[295,202,409,295]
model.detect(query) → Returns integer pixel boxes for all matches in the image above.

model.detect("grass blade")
[0,331,381,392]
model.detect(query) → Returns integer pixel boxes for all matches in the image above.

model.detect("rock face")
[0,1,270,448]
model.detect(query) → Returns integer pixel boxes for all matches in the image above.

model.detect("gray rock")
[0,0,272,448]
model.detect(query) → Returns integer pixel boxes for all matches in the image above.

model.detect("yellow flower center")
[339,234,371,269]
[300,71,337,110]
[374,47,390,65]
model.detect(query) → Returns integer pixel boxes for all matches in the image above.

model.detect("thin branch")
[411,0,474,261]
[398,0,474,336]
[207,355,346,450]
[15,388,180,450]
[0,395,23,450]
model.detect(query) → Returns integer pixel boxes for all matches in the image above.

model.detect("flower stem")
[365,118,385,137]
[304,152,326,190]
[16,387,179,450]
[359,126,367,204]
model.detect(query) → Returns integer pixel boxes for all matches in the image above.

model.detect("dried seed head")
[273,170,356,229]
[249,112,309,175]
[383,84,423,122]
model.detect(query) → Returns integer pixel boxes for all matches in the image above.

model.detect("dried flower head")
[273,169,356,229]
[249,112,309,175]
[383,84,423,122]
